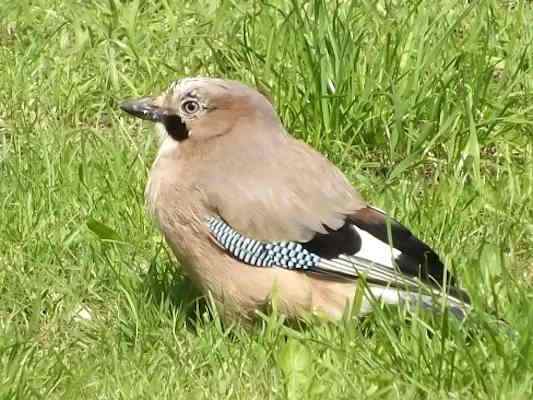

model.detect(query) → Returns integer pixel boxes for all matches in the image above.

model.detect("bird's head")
[120,77,279,143]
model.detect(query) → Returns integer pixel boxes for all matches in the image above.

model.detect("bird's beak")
[119,96,175,122]
[119,96,189,141]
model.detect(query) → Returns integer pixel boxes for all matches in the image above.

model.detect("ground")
[1,0,532,398]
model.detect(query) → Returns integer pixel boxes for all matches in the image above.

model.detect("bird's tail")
[315,254,471,320]
[361,284,469,320]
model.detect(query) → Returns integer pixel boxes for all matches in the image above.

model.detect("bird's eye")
[182,100,200,114]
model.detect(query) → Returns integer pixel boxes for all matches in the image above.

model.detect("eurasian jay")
[120,77,470,322]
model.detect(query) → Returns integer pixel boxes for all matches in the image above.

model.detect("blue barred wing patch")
[207,217,320,270]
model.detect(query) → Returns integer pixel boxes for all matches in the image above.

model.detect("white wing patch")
[351,225,401,269]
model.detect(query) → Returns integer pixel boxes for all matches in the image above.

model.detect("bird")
[119,77,470,322]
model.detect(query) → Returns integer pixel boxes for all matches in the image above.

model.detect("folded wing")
[205,137,469,315]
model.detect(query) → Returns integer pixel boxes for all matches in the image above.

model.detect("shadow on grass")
[140,256,212,329]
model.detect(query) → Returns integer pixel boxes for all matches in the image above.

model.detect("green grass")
[1,0,532,398]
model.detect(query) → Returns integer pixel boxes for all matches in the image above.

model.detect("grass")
[1,0,532,398]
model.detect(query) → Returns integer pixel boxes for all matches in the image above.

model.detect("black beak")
[119,96,174,122]
[119,97,189,141]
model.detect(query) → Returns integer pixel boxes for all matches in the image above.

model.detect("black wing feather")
[348,207,453,287]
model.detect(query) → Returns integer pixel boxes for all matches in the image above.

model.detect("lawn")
[1,0,532,398]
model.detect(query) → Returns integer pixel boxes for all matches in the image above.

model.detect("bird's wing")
[204,136,467,303]
[206,214,469,306]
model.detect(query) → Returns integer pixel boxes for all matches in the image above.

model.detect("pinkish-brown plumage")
[120,77,469,322]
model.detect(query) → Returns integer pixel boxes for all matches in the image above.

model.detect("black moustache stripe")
[163,115,189,141]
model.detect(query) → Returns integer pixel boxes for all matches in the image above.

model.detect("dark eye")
[182,100,200,114]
